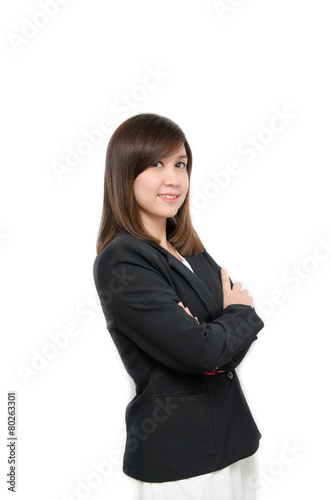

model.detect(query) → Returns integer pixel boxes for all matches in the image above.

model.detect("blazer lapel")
[145,241,222,319]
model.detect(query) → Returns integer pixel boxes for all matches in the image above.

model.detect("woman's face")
[133,143,189,229]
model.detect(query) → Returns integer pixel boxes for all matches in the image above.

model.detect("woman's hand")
[178,301,200,323]
[221,267,254,309]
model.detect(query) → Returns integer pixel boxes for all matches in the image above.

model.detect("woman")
[93,113,265,499]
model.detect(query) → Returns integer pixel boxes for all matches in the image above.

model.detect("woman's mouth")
[158,195,179,203]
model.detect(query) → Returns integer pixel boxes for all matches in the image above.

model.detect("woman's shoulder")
[101,232,155,256]
[93,232,158,277]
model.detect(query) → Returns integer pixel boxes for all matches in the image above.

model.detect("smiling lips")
[158,194,179,203]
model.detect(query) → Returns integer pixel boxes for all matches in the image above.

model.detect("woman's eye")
[152,161,186,169]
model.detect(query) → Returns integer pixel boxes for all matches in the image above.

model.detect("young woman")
[93,113,265,499]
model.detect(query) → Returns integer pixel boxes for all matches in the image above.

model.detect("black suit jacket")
[93,231,265,482]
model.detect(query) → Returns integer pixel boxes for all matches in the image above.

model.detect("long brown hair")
[96,113,204,256]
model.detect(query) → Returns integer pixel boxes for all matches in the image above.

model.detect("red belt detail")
[203,367,224,375]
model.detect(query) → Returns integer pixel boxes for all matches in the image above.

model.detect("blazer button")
[227,371,233,380]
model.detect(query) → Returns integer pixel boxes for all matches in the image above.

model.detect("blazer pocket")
[152,391,217,469]
[153,388,206,400]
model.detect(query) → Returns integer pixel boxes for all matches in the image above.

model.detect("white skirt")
[138,454,257,500]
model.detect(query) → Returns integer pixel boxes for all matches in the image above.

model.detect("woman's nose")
[163,167,180,185]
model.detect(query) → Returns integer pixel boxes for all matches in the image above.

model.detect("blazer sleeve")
[93,239,265,374]
[200,245,263,371]
[217,274,259,371]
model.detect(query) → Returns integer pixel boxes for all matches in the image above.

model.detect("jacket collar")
[144,240,222,320]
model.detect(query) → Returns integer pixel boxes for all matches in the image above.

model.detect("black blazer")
[93,231,265,483]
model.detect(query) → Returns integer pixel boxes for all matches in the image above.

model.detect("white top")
[175,250,194,273]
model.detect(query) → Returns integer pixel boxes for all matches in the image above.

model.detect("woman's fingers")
[220,268,231,294]
[185,306,192,316]
[178,302,199,323]
[220,269,254,309]
[178,301,192,315]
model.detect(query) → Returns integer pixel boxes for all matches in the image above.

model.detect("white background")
[1,0,330,499]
